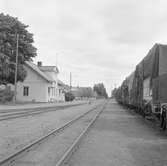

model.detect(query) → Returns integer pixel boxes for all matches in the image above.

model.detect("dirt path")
[67,100,167,166]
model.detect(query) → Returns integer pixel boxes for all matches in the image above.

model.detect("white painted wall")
[17,82,48,102]
[16,65,49,102]
[46,83,65,102]
[43,71,65,102]
[47,82,56,102]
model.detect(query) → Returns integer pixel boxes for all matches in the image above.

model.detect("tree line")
[65,84,108,101]
[93,83,108,98]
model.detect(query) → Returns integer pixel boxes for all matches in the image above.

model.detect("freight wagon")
[115,44,167,130]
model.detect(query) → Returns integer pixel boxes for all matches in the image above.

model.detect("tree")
[111,88,117,98]
[65,92,75,101]
[93,83,108,98]
[0,13,37,84]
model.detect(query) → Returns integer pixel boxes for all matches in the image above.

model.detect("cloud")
[100,0,167,45]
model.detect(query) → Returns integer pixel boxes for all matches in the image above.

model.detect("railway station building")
[16,61,65,102]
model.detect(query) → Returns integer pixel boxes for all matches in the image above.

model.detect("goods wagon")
[153,73,167,104]
[152,73,167,129]
[114,43,167,130]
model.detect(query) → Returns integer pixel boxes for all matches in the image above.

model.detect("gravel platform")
[67,100,167,166]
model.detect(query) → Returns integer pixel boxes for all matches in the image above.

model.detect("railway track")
[0,102,106,166]
[56,102,106,166]
[0,103,85,121]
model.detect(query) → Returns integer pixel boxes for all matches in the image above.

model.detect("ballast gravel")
[0,100,103,161]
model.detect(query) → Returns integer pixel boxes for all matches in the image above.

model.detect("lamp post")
[14,34,19,103]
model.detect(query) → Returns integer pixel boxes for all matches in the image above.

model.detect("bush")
[65,92,75,101]
[0,87,14,103]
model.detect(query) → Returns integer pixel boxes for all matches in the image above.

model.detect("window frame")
[23,86,29,96]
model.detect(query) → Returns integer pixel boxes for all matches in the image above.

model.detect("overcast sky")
[1,0,167,95]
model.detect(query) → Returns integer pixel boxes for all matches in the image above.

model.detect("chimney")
[37,61,42,67]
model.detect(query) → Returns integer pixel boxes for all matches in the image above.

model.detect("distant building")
[16,61,65,102]
[71,86,96,99]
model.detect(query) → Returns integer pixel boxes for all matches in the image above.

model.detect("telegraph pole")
[70,72,72,90]
[14,34,19,103]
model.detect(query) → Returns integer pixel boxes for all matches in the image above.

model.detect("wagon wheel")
[160,109,166,130]
[142,107,146,118]
[162,110,167,130]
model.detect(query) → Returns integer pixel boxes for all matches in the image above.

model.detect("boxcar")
[115,43,167,129]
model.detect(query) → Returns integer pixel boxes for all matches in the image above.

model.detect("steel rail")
[0,103,85,121]
[55,103,106,166]
[0,104,100,166]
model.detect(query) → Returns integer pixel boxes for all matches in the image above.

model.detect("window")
[23,86,29,96]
